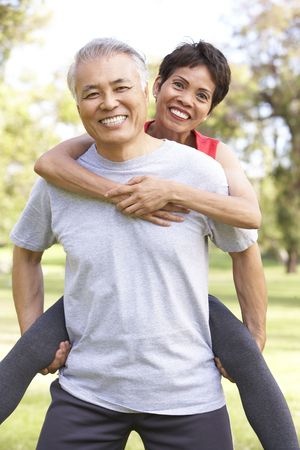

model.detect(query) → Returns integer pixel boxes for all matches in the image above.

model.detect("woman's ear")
[152,76,162,99]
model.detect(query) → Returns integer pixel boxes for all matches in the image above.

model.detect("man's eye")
[116,86,131,92]
[84,92,99,99]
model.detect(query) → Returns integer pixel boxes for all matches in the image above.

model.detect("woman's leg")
[209,294,299,450]
[0,296,68,424]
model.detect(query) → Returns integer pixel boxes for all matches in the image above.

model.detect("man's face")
[75,53,148,157]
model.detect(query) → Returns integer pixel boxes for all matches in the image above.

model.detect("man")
[11,38,258,449]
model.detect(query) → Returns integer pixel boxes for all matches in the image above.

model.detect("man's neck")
[94,133,162,162]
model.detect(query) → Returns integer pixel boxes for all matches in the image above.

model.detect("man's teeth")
[170,108,189,119]
[100,115,127,125]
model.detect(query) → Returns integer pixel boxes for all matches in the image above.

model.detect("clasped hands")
[105,175,189,226]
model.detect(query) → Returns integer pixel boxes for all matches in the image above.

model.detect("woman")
[1,40,299,449]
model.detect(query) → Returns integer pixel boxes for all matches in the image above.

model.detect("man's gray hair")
[67,37,148,100]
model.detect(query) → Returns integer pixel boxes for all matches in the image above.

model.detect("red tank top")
[144,121,218,159]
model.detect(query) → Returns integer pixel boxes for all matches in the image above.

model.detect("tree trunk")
[285,249,298,273]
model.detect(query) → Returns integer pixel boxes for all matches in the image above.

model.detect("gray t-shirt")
[10,140,257,415]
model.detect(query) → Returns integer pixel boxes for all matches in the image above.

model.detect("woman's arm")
[35,137,261,229]
[215,142,261,228]
[105,142,261,229]
[34,135,187,227]
[34,134,118,197]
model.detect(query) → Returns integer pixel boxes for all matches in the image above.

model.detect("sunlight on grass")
[0,245,299,449]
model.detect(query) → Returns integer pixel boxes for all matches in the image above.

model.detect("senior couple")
[6,37,299,450]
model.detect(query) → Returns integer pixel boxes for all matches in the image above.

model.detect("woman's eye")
[197,92,209,101]
[173,81,184,89]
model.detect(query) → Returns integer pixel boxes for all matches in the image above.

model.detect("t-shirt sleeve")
[198,156,258,252]
[207,220,258,252]
[10,178,57,251]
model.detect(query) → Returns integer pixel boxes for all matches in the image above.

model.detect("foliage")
[273,164,300,272]
[0,0,57,244]
[0,74,83,245]
[221,0,300,271]
[0,0,50,72]
[0,0,83,245]
[0,84,58,245]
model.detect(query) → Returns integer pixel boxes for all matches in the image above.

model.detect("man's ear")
[76,104,82,118]
[152,76,162,99]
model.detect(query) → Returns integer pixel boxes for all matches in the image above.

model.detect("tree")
[0,0,49,72]
[0,1,57,245]
[226,0,300,272]
[0,84,58,245]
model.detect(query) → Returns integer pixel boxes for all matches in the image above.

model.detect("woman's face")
[153,64,216,134]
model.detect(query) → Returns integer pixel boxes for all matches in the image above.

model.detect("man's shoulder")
[77,144,97,165]
[166,140,224,172]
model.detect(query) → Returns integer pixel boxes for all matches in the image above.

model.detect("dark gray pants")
[36,379,233,450]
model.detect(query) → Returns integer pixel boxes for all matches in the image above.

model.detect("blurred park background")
[0,0,299,448]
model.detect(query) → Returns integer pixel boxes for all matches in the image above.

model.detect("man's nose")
[99,93,119,110]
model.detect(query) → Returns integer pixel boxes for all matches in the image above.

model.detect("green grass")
[0,245,299,449]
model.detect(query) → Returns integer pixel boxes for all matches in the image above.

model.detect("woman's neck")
[146,120,196,148]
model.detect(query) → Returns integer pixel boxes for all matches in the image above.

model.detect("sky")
[6,0,238,86]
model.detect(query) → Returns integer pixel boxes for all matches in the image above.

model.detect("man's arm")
[229,242,267,351]
[12,245,70,373]
[12,246,44,334]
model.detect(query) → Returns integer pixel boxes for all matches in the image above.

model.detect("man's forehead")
[75,55,140,84]
[77,54,136,72]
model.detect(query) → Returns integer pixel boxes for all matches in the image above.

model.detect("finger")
[153,211,185,222]
[127,176,145,185]
[121,203,145,215]
[123,205,153,216]
[41,341,71,374]
[105,186,133,198]
[214,357,235,383]
[105,194,128,205]
[116,198,139,212]
[57,340,71,354]
[142,215,171,227]
[222,371,235,383]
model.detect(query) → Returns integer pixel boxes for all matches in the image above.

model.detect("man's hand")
[214,357,235,383]
[40,341,71,375]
